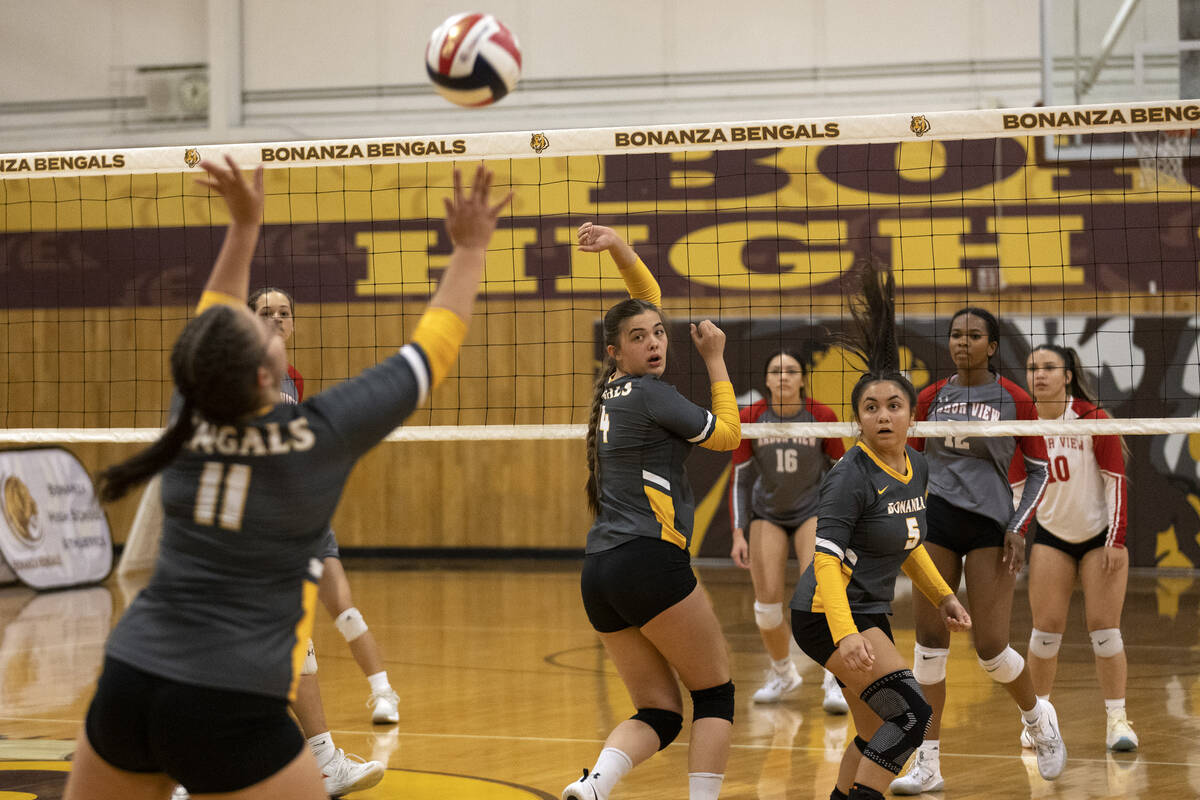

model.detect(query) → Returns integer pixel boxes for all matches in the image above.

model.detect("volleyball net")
[5,99,1200,564]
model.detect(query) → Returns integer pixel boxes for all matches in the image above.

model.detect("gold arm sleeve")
[699,380,741,451]
[619,257,662,306]
[196,290,243,314]
[814,551,858,644]
[901,545,956,607]
[410,307,469,390]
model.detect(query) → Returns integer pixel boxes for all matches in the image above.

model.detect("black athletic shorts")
[581,536,697,633]
[1032,521,1108,562]
[749,509,817,536]
[922,492,1006,556]
[791,609,894,670]
[84,656,305,793]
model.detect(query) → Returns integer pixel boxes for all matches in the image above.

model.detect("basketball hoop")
[1131,128,1194,189]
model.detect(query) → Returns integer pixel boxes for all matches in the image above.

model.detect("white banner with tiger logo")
[0,447,112,589]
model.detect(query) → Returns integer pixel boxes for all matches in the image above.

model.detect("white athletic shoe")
[1106,709,1139,751]
[752,664,803,703]
[171,786,189,800]
[1025,699,1067,780]
[889,746,944,795]
[322,748,385,797]
[1020,723,1035,749]
[368,687,401,724]
[821,671,849,715]
[562,768,602,800]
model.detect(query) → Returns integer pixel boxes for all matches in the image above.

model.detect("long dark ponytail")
[845,261,917,417]
[97,305,267,502]
[585,298,662,516]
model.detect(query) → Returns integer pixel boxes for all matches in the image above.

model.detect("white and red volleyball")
[425,13,522,107]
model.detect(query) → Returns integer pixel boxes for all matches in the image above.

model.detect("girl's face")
[765,353,805,403]
[856,380,913,451]
[609,310,668,377]
[239,305,287,395]
[949,313,997,372]
[1025,348,1071,403]
[253,290,294,343]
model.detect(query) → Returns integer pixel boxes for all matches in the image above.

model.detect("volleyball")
[425,13,522,107]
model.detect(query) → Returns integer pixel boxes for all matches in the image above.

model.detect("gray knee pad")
[691,681,735,723]
[631,707,683,751]
[859,670,933,775]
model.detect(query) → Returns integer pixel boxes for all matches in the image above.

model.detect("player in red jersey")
[1013,344,1136,752]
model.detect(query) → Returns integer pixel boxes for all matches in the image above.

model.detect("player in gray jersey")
[65,159,511,800]
[789,262,970,800]
[890,308,1063,796]
[728,351,848,711]
[564,223,740,800]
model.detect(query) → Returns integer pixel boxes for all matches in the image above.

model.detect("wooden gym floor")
[0,558,1197,799]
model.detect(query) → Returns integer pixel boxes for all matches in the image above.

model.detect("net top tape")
[2,418,1198,443]
[1,99,1198,178]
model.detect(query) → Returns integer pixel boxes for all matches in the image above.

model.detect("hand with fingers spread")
[196,155,265,227]
[444,163,514,250]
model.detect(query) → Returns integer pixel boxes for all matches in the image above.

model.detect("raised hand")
[444,163,514,250]
[196,155,264,227]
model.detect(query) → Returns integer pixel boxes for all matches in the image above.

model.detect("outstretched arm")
[195,156,265,304]
[577,222,661,305]
[411,164,513,389]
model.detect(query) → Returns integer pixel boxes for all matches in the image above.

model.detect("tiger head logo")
[184,148,201,168]
[2,475,41,548]
[910,116,931,137]
[530,133,549,154]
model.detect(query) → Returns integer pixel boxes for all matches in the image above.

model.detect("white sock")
[770,657,793,673]
[367,671,391,694]
[689,771,724,800]
[586,747,633,799]
[1036,694,1050,704]
[308,732,335,768]
[1105,698,1126,714]
[1021,700,1043,725]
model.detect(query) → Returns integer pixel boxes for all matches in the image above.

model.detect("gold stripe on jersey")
[619,257,662,306]
[287,575,321,703]
[854,441,913,484]
[812,552,858,643]
[902,545,955,606]
[196,289,243,313]
[643,485,686,549]
[699,380,741,452]
[411,307,468,389]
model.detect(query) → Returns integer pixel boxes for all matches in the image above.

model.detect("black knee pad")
[859,669,932,774]
[631,707,683,751]
[690,681,735,723]
[848,783,886,800]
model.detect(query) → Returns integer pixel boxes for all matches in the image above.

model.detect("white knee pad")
[912,644,949,684]
[1028,629,1063,659]
[301,639,318,675]
[979,646,1025,684]
[753,601,785,631]
[335,607,369,642]
[1090,628,1124,658]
